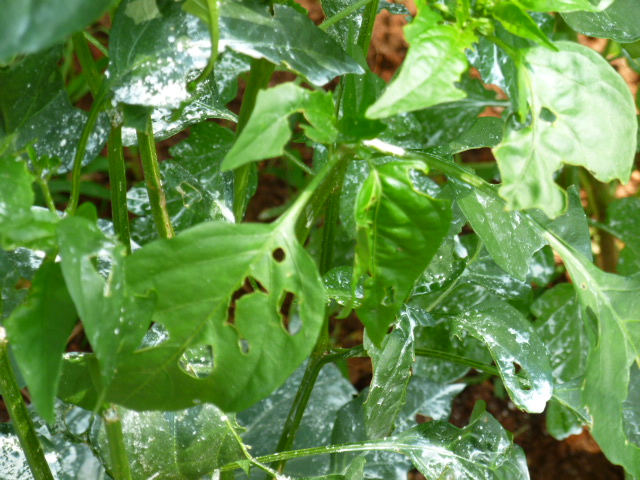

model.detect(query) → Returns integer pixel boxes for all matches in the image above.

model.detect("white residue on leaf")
[363,139,406,156]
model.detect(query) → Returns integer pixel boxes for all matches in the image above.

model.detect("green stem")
[72,31,102,96]
[233,59,275,222]
[0,328,55,480]
[414,347,503,378]
[108,126,132,253]
[65,87,106,215]
[221,439,398,472]
[189,0,220,90]
[319,0,374,31]
[137,117,174,239]
[319,187,342,275]
[83,31,109,58]
[35,178,57,213]
[102,405,133,480]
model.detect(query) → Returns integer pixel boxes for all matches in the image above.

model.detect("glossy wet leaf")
[121,76,236,146]
[4,262,77,423]
[62,220,325,412]
[454,301,553,413]
[185,0,364,85]
[0,248,44,319]
[92,404,244,479]
[0,155,58,250]
[492,2,556,50]
[0,48,110,174]
[543,234,640,475]
[363,315,415,438]
[387,411,529,479]
[57,216,155,388]
[604,197,640,272]
[354,160,451,345]
[0,0,117,63]
[395,376,466,430]
[494,42,637,218]
[456,183,590,280]
[563,0,640,42]
[366,8,476,119]
[447,116,504,154]
[223,83,337,170]
[238,363,355,477]
[108,0,211,109]
[0,404,109,480]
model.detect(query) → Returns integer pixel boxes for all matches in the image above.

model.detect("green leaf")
[446,116,505,154]
[0,0,117,63]
[456,180,590,281]
[455,183,545,280]
[363,315,415,438]
[222,83,337,170]
[4,262,77,423]
[185,0,364,85]
[57,216,155,388]
[354,160,451,345]
[532,284,588,383]
[494,42,637,218]
[513,0,614,12]
[366,8,476,119]
[381,75,503,150]
[109,0,211,108]
[92,404,244,479]
[563,0,640,42]
[492,2,557,50]
[0,249,44,320]
[543,235,640,474]
[453,301,553,413]
[0,155,58,250]
[63,220,325,412]
[0,48,110,174]
[391,411,529,479]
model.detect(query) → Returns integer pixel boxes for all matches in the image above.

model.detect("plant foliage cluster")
[1,0,640,478]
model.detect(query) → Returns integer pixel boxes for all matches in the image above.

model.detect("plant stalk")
[189,0,220,89]
[108,126,132,253]
[72,31,102,97]
[66,87,106,215]
[232,59,275,222]
[319,0,374,31]
[137,117,174,239]
[102,405,133,480]
[0,328,55,480]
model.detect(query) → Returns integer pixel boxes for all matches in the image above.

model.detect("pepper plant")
[1,0,640,478]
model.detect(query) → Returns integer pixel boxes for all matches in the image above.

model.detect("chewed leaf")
[61,221,325,413]
[366,8,476,119]
[453,302,553,413]
[57,216,155,387]
[494,42,637,218]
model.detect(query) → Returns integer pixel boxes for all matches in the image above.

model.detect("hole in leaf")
[512,362,531,391]
[227,276,267,325]
[279,291,296,334]
[272,248,286,263]
[539,107,557,124]
[179,344,214,379]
